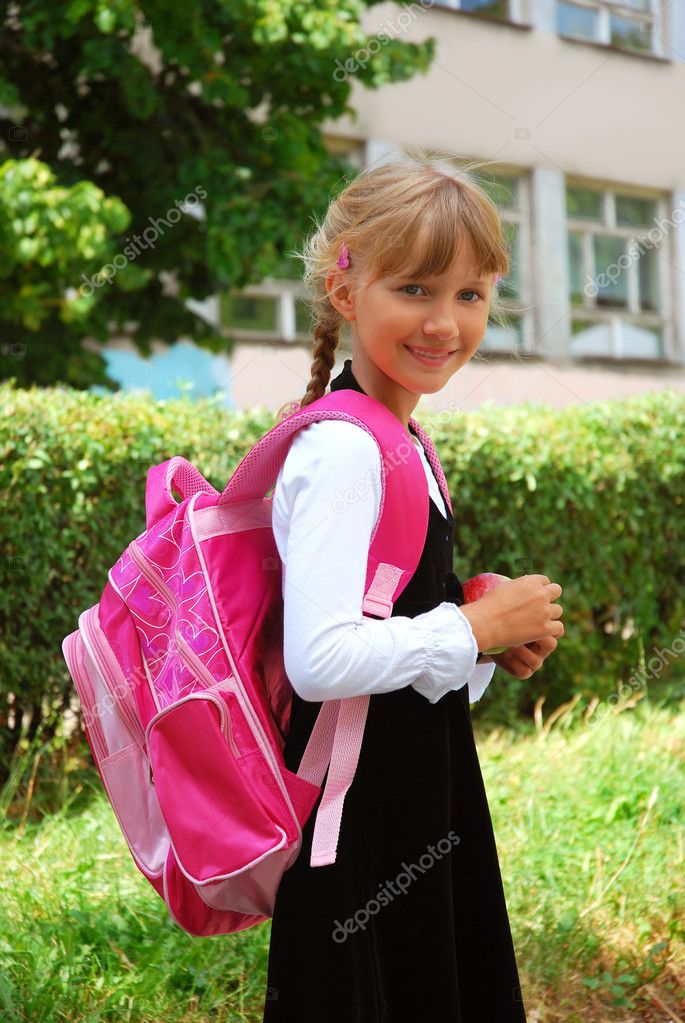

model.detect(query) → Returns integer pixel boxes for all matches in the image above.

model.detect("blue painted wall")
[90,341,234,408]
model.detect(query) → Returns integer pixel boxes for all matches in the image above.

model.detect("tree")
[0,0,436,389]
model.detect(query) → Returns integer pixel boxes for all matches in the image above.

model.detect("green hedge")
[1,380,684,775]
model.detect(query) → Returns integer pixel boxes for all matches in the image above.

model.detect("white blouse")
[271,419,496,706]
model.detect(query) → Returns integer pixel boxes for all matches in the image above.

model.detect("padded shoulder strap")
[219,390,431,612]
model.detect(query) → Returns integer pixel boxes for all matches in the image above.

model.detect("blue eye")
[399,284,483,301]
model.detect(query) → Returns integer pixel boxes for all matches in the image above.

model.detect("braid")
[298,313,341,410]
[271,314,341,426]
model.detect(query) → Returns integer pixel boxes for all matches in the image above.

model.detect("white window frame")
[323,135,366,169]
[430,0,529,23]
[566,179,674,361]
[556,0,666,58]
[485,171,535,354]
[220,279,312,344]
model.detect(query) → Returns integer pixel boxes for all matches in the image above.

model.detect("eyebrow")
[393,273,489,285]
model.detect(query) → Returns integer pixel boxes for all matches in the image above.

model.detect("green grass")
[1,692,683,1023]
[475,690,685,1021]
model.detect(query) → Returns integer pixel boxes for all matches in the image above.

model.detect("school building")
[97,0,685,415]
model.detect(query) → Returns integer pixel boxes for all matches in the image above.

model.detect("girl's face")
[327,245,494,430]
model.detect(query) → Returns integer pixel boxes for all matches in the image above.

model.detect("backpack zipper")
[64,629,109,763]
[81,607,147,752]
[145,687,241,766]
[186,493,307,834]
[128,538,241,758]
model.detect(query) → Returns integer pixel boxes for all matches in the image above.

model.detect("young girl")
[263,158,564,1022]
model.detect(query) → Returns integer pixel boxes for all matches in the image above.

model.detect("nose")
[421,310,458,343]
[422,300,459,343]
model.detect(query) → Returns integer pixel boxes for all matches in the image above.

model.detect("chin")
[400,373,446,396]
[420,378,451,395]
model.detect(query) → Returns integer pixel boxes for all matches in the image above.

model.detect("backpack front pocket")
[147,693,288,885]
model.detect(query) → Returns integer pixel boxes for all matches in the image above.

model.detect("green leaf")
[94,7,116,33]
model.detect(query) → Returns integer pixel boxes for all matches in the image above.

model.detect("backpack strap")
[291,544,404,866]
[218,390,430,610]
[296,696,370,866]
[408,416,454,518]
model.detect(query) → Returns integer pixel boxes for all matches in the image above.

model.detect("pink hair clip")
[338,243,350,269]
[494,272,503,284]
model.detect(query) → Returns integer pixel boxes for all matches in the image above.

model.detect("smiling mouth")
[404,345,458,363]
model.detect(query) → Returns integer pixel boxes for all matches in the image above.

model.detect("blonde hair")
[274,149,511,426]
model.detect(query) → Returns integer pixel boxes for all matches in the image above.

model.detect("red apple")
[461,572,510,655]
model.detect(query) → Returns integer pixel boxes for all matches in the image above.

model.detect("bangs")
[365,179,499,284]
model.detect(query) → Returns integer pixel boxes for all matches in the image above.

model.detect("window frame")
[219,279,313,344]
[323,135,366,169]
[565,178,674,361]
[430,0,529,25]
[556,0,666,59]
[474,168,535,356]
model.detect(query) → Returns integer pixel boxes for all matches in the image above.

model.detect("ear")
[325,266,357,323]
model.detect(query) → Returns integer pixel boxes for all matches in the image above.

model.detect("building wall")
[334,2,685,192]
[225,339,685,417]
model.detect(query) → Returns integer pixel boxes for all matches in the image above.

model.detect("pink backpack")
[61,389,453,937]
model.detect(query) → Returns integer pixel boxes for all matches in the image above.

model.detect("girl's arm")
[272,420,495,705]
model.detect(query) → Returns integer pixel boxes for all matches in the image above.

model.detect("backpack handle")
[146,457,219,530]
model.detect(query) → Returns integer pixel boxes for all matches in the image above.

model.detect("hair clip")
[337,243,350,269]
[493,272,503,284]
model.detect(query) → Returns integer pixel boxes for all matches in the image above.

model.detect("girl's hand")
[459,574,564,653]
[478,636,558,679]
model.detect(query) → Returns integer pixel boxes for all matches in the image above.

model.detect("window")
[431,0,518,21]
[221,293,279,333]
[566,181,671,360]
[556,0,663,57]
[473,171,532,354]
[220,281,312,343]
[323,135,366,169]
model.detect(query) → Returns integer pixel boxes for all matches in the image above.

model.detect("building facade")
[99,0,685,414]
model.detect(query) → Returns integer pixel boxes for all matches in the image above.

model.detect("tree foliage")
[0,0,436,388]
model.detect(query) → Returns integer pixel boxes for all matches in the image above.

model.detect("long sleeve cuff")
[467,660,496,703]
[410,601,483,705]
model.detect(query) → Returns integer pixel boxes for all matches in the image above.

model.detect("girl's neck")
[349,352,419,434]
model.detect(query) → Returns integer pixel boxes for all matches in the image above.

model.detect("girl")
[263,158,564,1022]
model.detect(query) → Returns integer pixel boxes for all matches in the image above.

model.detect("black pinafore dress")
[263,360,527,1022]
